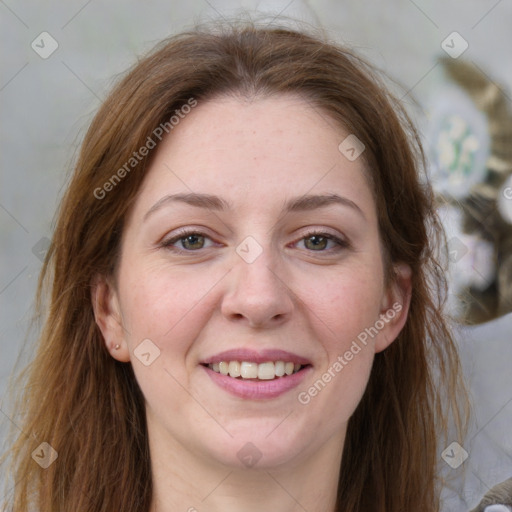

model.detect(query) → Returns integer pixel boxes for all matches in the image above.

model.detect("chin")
[205,425,312,471]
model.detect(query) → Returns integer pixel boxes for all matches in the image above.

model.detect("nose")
[220,250,294,329]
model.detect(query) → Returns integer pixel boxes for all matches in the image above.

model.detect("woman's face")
[95,94,410,471]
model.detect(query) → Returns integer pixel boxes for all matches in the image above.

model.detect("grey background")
[1,0,511,509]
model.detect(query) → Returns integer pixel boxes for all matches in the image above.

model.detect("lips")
[200,349,312,399]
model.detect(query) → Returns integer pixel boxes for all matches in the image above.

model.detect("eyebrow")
[143,192,365,221]
[143,193,229,221]
[285,193,365,219]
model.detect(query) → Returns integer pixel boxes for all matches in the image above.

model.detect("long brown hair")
[3,21,468,511]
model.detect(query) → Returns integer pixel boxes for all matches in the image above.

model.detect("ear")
[91,274,131,362]
[374,262,412,353]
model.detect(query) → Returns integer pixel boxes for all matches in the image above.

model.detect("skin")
[93,94,412,512]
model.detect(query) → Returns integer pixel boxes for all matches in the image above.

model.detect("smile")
[200,348,312,399]
[206,361,304,380]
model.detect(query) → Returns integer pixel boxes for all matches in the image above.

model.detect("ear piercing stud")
[114,344,120,350]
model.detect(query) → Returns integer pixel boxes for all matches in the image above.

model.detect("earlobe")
[374,263,412,353]
[91,274,131,362]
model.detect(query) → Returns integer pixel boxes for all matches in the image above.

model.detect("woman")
[4,21,468,511]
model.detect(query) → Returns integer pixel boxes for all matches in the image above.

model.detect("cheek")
[293,262,383,421]
[118,263,222,356]
[117,265,221,410]
[297,262,385,352]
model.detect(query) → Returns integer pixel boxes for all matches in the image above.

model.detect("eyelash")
[160,228,350,254]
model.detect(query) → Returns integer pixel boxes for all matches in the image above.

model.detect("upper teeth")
[208,361,302,380]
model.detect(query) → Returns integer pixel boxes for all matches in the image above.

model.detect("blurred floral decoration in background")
[424,57,512,324]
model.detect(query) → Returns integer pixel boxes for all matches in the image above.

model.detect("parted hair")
[3,20,467,512]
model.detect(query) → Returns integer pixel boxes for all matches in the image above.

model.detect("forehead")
[131,94,376,219]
